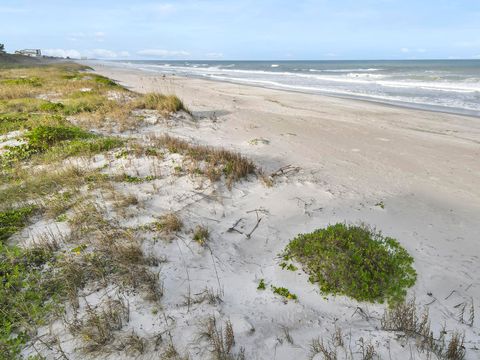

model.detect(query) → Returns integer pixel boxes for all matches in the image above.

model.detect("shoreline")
[97,60,480,119]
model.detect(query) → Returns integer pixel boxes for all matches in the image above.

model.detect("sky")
[1,0,480,60]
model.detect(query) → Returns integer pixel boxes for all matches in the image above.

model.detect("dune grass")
[0,63,189,134]
[154,134,256,187]
[284,223,417,304]
[135,93,191,115]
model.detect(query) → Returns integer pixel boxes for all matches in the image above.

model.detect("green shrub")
[284,223,416,304]
[0,113,67,135]
[0,206,36,243]
[0,243,61,358]
[25,125,94,151]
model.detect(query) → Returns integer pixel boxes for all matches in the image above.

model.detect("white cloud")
[205,52,224,59]
[151,3,175,14]
[42,49,82,59]
[325,53,337,57]
[42,48,130,59]
[68,32,106,42]
[137,49,190,58]
[89,49,118,58]
[416,48,427,53]
[400,47,410,53]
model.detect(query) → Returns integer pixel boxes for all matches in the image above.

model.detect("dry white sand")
[26,62,479,359]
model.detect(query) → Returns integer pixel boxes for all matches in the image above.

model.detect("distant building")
[0,44,5,53]
[15,49,42,57]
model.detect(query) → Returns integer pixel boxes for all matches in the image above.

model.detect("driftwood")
[270,164,300,178]
[226,210,264,239]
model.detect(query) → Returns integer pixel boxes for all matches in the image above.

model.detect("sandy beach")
[78,62,480,358]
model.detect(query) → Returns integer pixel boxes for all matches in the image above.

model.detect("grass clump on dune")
[284,223,416,304]
[135,93,190,115]
[154,134,256,187]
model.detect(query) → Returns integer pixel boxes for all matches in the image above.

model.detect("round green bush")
[284,223,416,303]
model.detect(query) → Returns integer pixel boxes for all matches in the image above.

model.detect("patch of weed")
[2,77,42,87]
[193,225,209,246]
[0,205,36,243]
[271,285,297,300]
[285,223,416,304]
[0,243,63,358]
[257,279,266,290]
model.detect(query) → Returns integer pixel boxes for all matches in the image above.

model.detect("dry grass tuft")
[72,298,130,353]
[154,212,183,234]
[199,316,244,360]
[381,298,467,359]
[154,134,256,188]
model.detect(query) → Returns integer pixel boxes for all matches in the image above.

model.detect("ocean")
[114,60,480,117]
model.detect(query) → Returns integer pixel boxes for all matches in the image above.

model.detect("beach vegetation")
[271,285,297,300]
[257,279,266,290]
[382,298,467,359]
[198,317,242,360]
[193,225,209,246]
[284,223,416,304]
[154,134,255,187]
[154,213,183,234]
[135,93,190,114]
[0,242,64,358]
[0,205,36,243]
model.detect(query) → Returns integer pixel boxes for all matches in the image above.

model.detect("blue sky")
[1,0,480,60]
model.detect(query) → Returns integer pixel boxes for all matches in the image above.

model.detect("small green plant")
[280,262,298,271]
[193,225,209,246]
[0,205,36,243]
[55,214,68,222]
[257,279,266,290]
[271,285,297,300]
[173,165,183,175]
[375,201,385,209]
[123,174,144,183]
[285,223,416,304]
